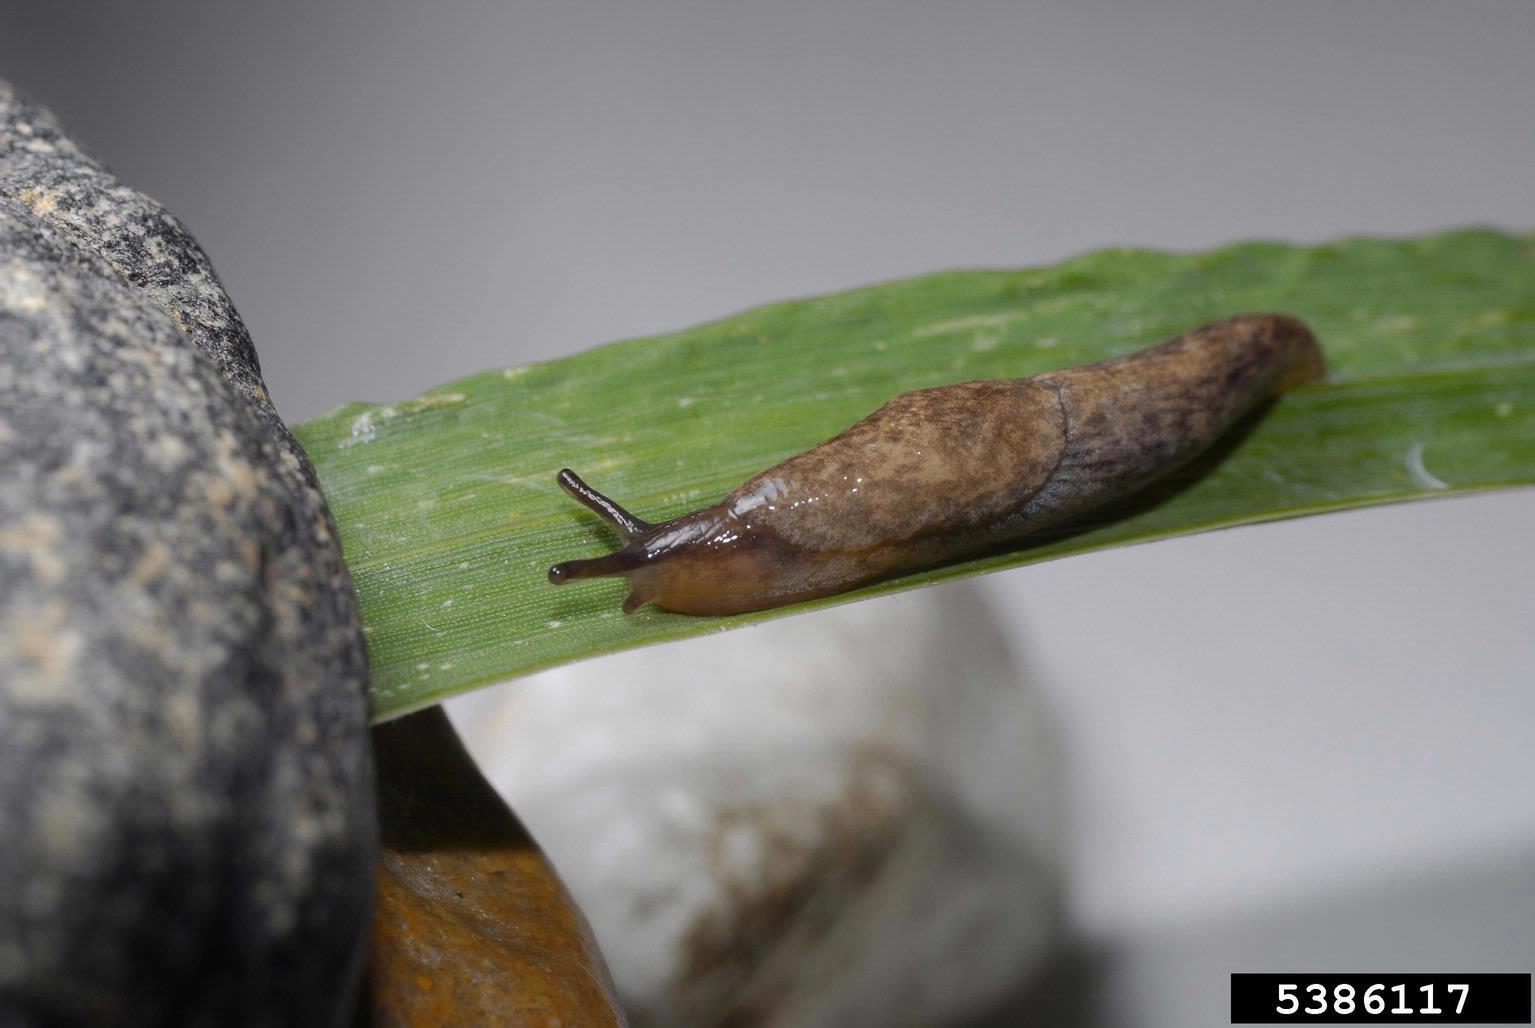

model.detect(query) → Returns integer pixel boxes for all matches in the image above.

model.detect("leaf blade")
[295,229,1535,721]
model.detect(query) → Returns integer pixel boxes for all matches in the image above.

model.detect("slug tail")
[555,468,652,541]
[1267,315,1327,393]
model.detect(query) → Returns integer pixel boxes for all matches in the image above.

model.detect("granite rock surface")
[0,79,374,1026]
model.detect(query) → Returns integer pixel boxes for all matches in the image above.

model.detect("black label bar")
[1231,973,1531,1023]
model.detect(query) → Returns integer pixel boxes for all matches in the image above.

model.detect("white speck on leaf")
[913,312,1023,338]
[346,405,396,445]
[1404,443,1449,491]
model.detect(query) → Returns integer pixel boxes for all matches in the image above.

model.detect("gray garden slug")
[548,314,1324,615]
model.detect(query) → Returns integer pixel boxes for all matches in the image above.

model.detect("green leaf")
[295,228,1535,722]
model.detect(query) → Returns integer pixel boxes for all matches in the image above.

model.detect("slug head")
[547,469,797,615]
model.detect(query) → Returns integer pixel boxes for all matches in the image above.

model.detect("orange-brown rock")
[367,707,626,1027]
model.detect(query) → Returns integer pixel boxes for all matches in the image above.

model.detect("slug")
[548,314,1323,615]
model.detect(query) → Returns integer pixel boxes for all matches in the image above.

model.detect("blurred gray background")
[6,2,1532,1024]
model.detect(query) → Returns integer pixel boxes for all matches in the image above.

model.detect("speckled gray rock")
[0,80,374,1026]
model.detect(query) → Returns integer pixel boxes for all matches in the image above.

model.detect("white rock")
[448,581,1062,1026]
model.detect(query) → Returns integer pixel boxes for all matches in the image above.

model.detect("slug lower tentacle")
[548,314,1324,615]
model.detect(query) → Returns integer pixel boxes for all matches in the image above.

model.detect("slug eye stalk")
[546,470,654,587]
[554,468,650,541]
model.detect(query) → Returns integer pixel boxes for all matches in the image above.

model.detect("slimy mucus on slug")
[548,314,1324,616]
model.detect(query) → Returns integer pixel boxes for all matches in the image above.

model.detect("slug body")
[549,314,1323,615]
